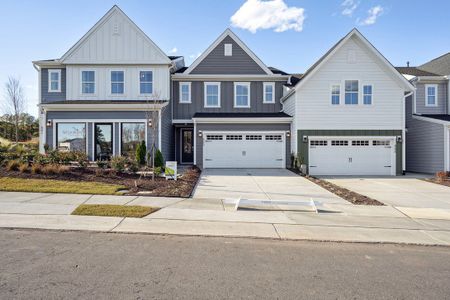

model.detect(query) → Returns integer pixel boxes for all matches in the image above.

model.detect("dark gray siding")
[405,95,445,173]
[415,82,448,115]
[173,81,284,119]
[297,129,403,176]
[195,123,290,169]
[190,36,267,75]
[161,106,174,161]
[41,68,66,103]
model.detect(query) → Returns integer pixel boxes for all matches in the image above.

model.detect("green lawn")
[0,177,126,195]
[72,204,158,218]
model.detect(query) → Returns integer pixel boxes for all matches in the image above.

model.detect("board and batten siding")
[415,82,448,115]
[295,36,404,130]
[282,92,296,154]
[190,36,266,75]
[65,65,170,101]
[172,81,284,119]
[405,95,446,174]
[41,68,67,103]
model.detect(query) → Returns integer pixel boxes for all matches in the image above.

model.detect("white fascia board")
[184,28,273,75]
[192,117,292,124]
[172,74,288,81]
[40,103,167,111]
[412,115,450,125]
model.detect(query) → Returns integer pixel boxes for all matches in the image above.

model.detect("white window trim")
[330,84,341,106]
[344,79,359,105]
[224,43,232,56]
[80,70,96,95]
[362,84,373,105]
[139,69,154,96]
[110,70,125,96]
[48,69,61,93]
[204,82,221,108]
[425,84,438,107]
[234,82,251,108]
[263,82,275,104]
[179,82,191,103]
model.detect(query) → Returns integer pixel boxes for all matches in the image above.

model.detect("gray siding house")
[397,55,450,174]
[170,29,292,169]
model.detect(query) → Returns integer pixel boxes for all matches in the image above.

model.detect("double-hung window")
[425,84,438,107]
[331,85,340,105]
[111,71,124,94]
[345,80,358,105]
[81,71,95,94]
[234,82,250,108]
[263,82,275,103]
[48,69,61,93]
[140,71,153,94]
[179,82,191,103]
[363,85,373,105]
[204,82,220,107]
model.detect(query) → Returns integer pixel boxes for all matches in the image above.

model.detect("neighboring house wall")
[282,92,296,154]
[405,95,445,173]
[190,36,266,75]
[41,68,67,103]
[172,81,284,119]
[415,82,448,115]
[195,123,291,169]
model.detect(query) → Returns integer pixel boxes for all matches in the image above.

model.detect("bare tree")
[3,77,25,143]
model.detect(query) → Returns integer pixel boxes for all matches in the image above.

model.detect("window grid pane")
[81,71,95,94]
[206,84,219,106]
[140,71,153,94]
[235,84,249,106]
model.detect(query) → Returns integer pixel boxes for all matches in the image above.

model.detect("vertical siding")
[173,81,285,119]
[41,68,66,103]
[405,95,445,173]
[160,106,174,161]
[190,36,266,75]
[282,93,296,154]
[415,82,448,115]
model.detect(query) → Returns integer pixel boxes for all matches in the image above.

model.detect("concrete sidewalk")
[0,191,449,246]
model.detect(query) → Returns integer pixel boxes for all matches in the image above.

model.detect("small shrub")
[111,156,127,173]
[154,149,164,168]
[96,160,108,169]
[136,140,146,165]
[6,159,21,171]
[154,166,162,176]
[31,163,43,174]
[18,163,29,173]
[436,171,448,182]
[34,153,50,165]
[73,151,88,168]
[127,159,139,173]
[42,164,69,175]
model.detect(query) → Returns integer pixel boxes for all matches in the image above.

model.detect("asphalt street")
[1,229,449,299]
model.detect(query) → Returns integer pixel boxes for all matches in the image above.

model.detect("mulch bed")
[288,169,384,206]
[423,178,450,188]
[0,166,201,198]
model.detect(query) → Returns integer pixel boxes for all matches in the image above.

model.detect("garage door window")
[206,135,223,141]
[226,135,242,140]
[311,140,327,146]
[373,140,390,146]
[246,135,262,140]
[352,140,369,146]
[331,140,348,146]
[265,135,282,141]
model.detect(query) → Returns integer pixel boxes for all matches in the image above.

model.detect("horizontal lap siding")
[41,68,66,103]
[415,82,448,115]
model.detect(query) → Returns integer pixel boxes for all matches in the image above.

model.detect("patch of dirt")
[288,169,384,206]
[0,166,201,198]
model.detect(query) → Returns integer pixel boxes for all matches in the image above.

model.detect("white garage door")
[309,137,396,176]
[203,132,285,168]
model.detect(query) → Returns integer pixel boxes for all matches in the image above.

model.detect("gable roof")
[395,67,441,77]
[183,28,273,75]
[59,5,170,64]
[288,28,414,92]
[420,52,450,76]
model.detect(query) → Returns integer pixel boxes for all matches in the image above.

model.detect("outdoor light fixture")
[198,130,203,137]
[302,135,308,143]
[397,136,403,143]
[46,119,52,127]
[148,119,152,127]
[286,131,291,137]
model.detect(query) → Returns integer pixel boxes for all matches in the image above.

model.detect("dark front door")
[95,123,113,161]
[181,128,193,163]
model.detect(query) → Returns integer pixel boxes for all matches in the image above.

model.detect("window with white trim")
[48,69,61,93]
[224,44,232,56]
[81,71,95,94]
[204,82,220,107]
[363,85,373,105]
[345,80,358,105]
[179,82,191,103]
[263,82,275,103]
[234,82,250,108]
[331,85,340,105]
[111,71,124,94]
[425,84,438,107]
[140,71,153,94]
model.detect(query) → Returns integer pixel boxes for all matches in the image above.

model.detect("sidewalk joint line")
[123,196,139,206]
[81,195,94,205]
[272,224,281,239]
[109,217,126,232]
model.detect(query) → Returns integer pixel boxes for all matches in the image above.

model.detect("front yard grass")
[0,177,126,195]
[72,204,158,218]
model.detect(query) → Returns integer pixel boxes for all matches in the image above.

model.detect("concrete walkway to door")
[193,169,348,205]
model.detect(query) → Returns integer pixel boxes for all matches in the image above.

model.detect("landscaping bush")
[18,162,29,173]
[136,140,146,165]
[73,151,88,168]
[33,153,50,165]
[436,171,448,182]
[154,166,162,176]
[6,159,21,171]
[127,159,139,173]
[111,156,127,173]
[154,149,164,168]
[31,163,43,174]
[96,160,108,169]
[42,164,69,175]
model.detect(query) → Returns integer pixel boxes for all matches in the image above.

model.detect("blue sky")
[1,0,449,116]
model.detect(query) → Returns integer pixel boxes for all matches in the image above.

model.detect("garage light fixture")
[46,119,52,127]
[286,131,291,137]
[396,136,402,143]
[198,130,202,137]
[302,136,308,143]
[148,119,152,128]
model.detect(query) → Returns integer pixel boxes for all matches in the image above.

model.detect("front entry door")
[181,129,193,163]
[95,123,113,161]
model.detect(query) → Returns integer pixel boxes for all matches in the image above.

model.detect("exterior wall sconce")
[286,131,291,137]
[46,119,52,127]
[198,130,203,137]
[302,135,308,143]
[148,119,152,128]
[397,136,402,143]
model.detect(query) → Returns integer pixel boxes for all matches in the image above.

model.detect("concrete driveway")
[193,169,347,205]
[328,177,450,209]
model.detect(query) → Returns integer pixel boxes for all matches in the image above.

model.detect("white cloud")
[341,0,359,16]
[168,47,178,54]
[230,0,305,33]
[358,5,384,25]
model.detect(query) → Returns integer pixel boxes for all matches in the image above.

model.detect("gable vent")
[224,43,232,56]
[113,23,120,35]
